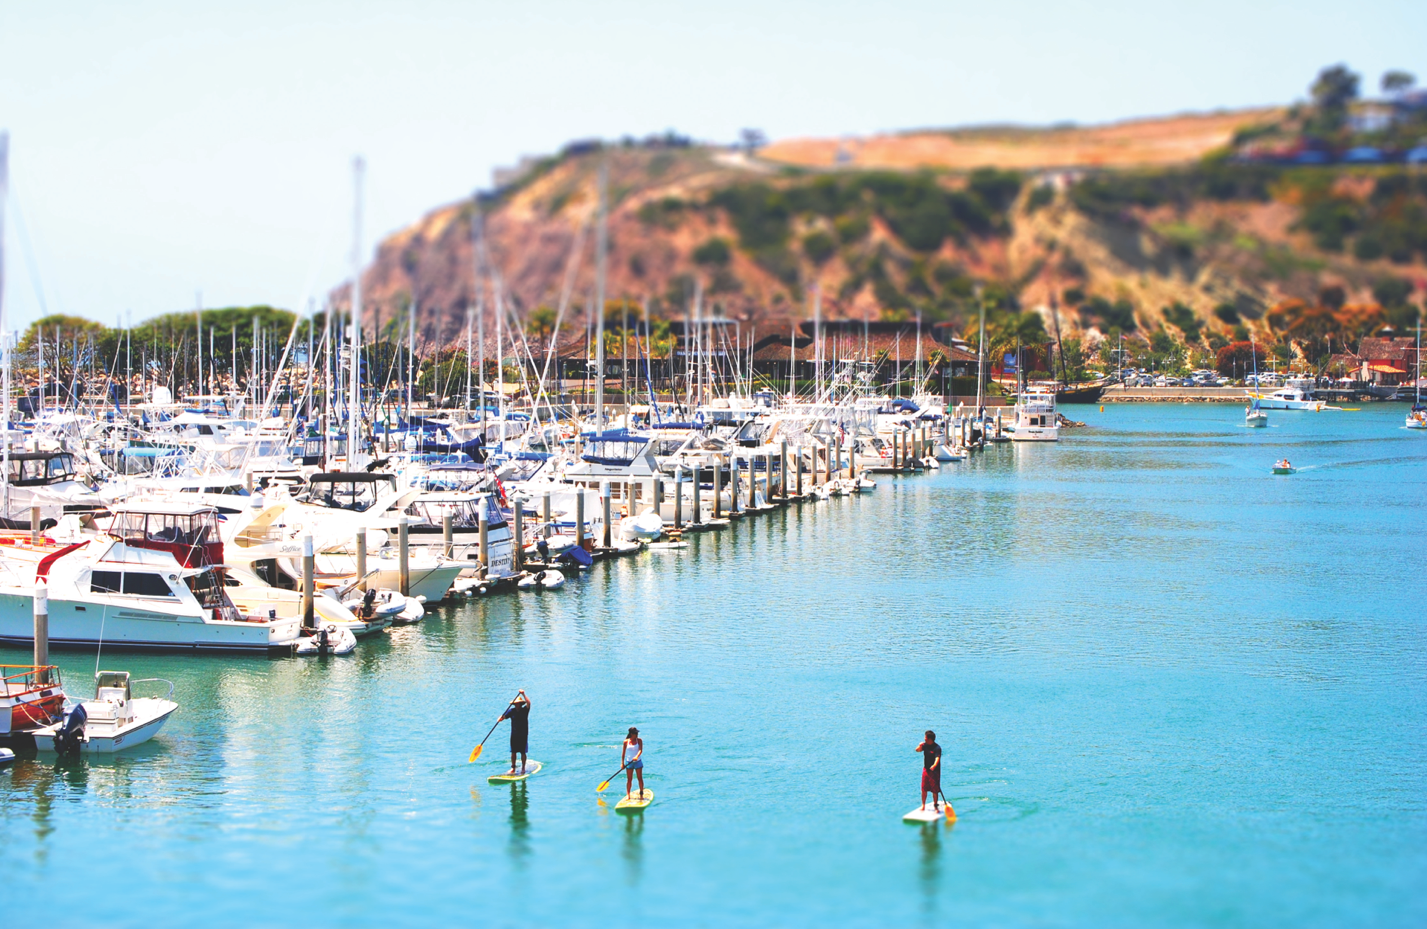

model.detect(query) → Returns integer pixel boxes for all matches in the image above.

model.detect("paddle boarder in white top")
[622,727,645,800]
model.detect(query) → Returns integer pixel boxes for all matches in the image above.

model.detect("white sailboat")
[1407,314,1425,430]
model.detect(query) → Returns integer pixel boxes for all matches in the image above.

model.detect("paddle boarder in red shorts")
[916,730,943,812]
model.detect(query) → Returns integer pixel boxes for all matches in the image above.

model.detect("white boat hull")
[1011,426,1060,442]
[0,593,300,652]
[34,699,177,754]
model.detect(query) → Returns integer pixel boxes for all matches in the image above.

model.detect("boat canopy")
[5,451,77,486]
[580,429,652,466]
[106,505,224,568]
[303,472,398,512]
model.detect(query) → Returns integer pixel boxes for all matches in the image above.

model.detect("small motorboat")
[33,671,178,755]
[647,540,689,550]
[340,587,406,622]
[395,595,425,623]
[619,509,664,542]
[1272,459,1296,475]
[857,476,877,490]
[516,569,566,591]
[294,623,358,656]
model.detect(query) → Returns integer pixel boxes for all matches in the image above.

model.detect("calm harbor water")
[3,404,1424,927]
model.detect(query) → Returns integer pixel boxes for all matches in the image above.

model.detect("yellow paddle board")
[488,761,542,783]
[615,788,654,812]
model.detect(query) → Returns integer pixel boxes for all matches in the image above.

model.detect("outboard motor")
[54,703,88,758]
[318,624,332,655]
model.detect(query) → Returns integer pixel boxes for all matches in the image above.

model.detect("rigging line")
[533,221,589,404]
[8,184,55,318]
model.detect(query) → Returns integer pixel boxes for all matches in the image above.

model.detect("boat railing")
[130,677,177,700]
[2,664,63,693]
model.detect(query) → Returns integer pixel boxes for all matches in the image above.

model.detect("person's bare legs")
[636,767,645,798]
[625,766,634,799]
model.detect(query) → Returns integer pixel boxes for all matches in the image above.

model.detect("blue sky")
[1,0,1422,331]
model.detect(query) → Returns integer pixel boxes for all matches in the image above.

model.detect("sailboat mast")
[474,208,485,431]
[195,292,203,402]
[813,283,822,401]
[0,131,8,512]
[349,156,365,464]
[594,157,608,431]
[495,272,505,425]
[974,285,986,415]
[409,297,418,420]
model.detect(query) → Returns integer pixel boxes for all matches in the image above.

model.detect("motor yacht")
[1011,388,1060,441]
[1247,386,1326,411]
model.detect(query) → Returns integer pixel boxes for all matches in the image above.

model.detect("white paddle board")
[488,761,543,783]
[615,788,654,812]
[903,805,951,824]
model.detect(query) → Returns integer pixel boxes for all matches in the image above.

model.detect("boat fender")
[54,703,88,757]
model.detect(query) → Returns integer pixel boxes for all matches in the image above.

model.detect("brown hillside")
[353,110,1423,362]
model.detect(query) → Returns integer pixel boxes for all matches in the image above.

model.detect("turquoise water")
[3,404,1424,927]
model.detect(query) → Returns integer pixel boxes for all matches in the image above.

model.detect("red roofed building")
[1355,337,1419,385]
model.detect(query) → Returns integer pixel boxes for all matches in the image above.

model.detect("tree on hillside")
[1215,341,1265,377]
[1310,64,1360,133]
[1382,70,1416,94]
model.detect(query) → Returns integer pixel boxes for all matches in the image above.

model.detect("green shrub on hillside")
[1026,184,1055,212]
[1082,296,1137,332]
[708,168,1023,261]
[802,231,836,266]
[1163,302,1202,342]
[1069,163,1275,220]
[693,237,732,266]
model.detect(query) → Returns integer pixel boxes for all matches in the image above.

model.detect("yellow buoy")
[1099,405,1104,413]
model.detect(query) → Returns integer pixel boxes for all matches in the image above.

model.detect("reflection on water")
[917,819,950,920]
[507,782,530,863]
[621,809,644,886]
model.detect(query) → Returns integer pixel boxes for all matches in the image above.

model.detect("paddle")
[596,763,627,793]
[468,694,519,763]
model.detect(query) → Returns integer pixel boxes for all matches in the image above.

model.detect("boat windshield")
[306,477,393,512]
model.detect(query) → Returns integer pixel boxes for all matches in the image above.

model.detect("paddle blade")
[469,744,484,763]
[597,779,611,792]
[945,804,956,821]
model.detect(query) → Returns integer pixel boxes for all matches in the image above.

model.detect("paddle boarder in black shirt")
[916,730,943,813]
[501,691,531,774]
